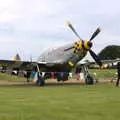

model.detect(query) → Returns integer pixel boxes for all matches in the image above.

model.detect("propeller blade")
[90,27,101,41]
[67,21,82,40]
[89,49,102,66]
[64,46,73,51]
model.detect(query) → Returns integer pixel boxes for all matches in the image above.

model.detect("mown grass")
[0,71,119,120]
[0,69,117,81]
[0,82,120,119]
[0,73,26,81]
[90,69,117,78]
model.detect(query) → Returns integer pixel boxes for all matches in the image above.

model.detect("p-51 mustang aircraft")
[0,21,102,86]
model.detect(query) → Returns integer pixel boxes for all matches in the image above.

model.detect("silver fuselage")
[38,41,87,66]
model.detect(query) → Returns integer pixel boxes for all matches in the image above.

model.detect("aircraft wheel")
[36,76,45,86]
[85,75,94,84]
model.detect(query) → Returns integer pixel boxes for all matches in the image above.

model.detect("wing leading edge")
[0,60,37,71]
[0,60,72,72]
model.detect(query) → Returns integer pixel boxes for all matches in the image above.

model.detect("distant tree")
[98,45,120,60]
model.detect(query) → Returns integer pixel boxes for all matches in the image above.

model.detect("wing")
[101,59,120,64]
[0,60,70,72]
[0,60,37,71]
[89,59,120,69]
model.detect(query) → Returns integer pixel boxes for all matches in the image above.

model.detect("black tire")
[36,76,45,86]
[85,75,94,84]
[39,78,45,86]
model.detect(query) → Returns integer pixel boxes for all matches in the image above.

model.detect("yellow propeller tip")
[66,21,72,25]
[98,27,102,31]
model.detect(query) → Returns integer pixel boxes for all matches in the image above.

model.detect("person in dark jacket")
[116,62,120,86]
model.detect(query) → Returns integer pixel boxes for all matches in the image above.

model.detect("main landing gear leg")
[36,73,45,86]
[36,65,45,86]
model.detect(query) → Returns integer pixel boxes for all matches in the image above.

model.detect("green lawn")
[0,73,26,81]
[90,69,117,78]
[0,83,120,120]
[0,71,119,120]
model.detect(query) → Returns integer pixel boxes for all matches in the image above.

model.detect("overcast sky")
[0,0,120,61]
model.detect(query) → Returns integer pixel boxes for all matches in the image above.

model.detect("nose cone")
[84,41,93,50]
[88,41,92,48]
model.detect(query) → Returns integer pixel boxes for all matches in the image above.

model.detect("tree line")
[98,45,120,60]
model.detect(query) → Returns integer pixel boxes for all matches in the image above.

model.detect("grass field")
[0,83,120,119]
[89,69,117,78]
[0,71,119,120]
[0,73,26,81]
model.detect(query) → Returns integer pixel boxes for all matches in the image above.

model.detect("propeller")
[89,27,101,41]
[88,27,102,66]
[89,49,102,66]
[64,21,82,51]
[67,21,82,40]
[66,21,102,67]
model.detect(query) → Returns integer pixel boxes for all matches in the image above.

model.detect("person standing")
[116,62,120,86]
